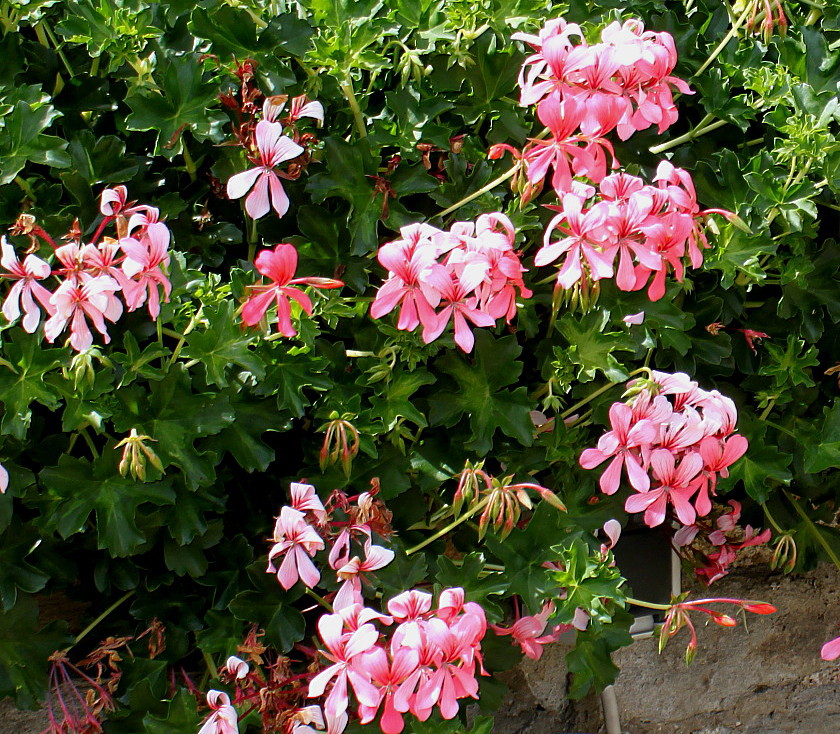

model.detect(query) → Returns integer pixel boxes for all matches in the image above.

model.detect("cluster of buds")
[319,413,360,478]
[579,371,749,529]
[1,186,171,352]
[674,500,771,584]
[452,460,566,540]
[116,428,164,482]
[370,215,531,353]
[222,63,324,220]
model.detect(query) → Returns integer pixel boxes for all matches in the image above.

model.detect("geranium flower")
[198,691,238,734]
[120,226,172,319]
[1,237,54,332]
[242,243,343,336]
[267,506,325,590]
[227,120,304,219]
[44,275,122,352]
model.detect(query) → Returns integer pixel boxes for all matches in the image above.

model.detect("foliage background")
[1,0,840,730]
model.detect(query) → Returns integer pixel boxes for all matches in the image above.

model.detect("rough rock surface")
[497,563,840,734]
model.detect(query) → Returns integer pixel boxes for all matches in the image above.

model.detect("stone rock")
[499,563,840,734]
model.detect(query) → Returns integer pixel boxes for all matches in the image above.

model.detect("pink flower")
[227,120,304,219]
[263,94,324,124]
[267,507,325,590]
[308,613,381,718]
[624,449,702,527]
[1,237,54,332]
[579,402,656,494]
[822,635,840,661]
[242,244,343,336]
[224,656,248,680]
[357,645,420,734]
[537,193,614,289]
[198,691,238,734]
[120,226,171,320]
[370,224,443,332]
[490,601,568,660]
[0,462,7,494]
[44,275,122,352]
[99,185,130,216]
[290,482,327,523]
[334,540,395,610]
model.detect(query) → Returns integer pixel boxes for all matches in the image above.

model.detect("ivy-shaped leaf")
[183,301,265,388]
[125,52,227,156]
[40,452,175,556]
[0,331,64,439]
[369,369,435,430]
[0,595,70,708]
[0,101,69,185]
[428,331,534,454]
[111,366,234,489]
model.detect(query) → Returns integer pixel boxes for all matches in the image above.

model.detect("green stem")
[760,502,785,535]
[649,117,728,155]
[435,164,520,220]
[63,590,134,652]
[784,491,840,571]
[625,596,671,611]
[405,496,492,556]
[79,427,99,459]
[247,216,258,262]
[305,587,333,612]
[203,650,220,680]
[559,367,651,420]
[167,310,202,369]
[182,141,197,181]
[693,2,754,79]
[41,20,74,77]
[340,75,367,138]
[761,418,797,440]
[759,398,777,421]
[14,175,36,202]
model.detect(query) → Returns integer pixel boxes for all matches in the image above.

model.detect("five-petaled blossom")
[226,120,304,219]
[242,243,343,336]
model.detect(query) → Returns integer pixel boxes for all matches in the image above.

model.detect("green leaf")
[183,301,265,388]
[428,331,533,454]
[0,101,69,185]
[369,369,435,430]
[0,520,48,611]
[143,688,203,734]
[125,53,227,156]
[558,311,633,381]
[435,552,508,618]
[726,445,792,504]
[112,366,235,488]
[0,331,63,440]
[0,595,70,708]
[804,399,840,473]
[306,136,380,255]
[759,335,820,388]
[257,350,331,418]
[206,397,278,473]
[229,589,306,652]
[40,453,175,556]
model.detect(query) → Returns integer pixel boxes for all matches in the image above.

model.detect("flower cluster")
[308,589,487,734]
[485,17,731,301]
[224,76,324,220]
[1,186,171,352]
[241,243,344,337]
[579,371,749,529]
[490,600,570,661]
[514,18,691,139]
[536,164,730,300]
[370,215,531,352]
